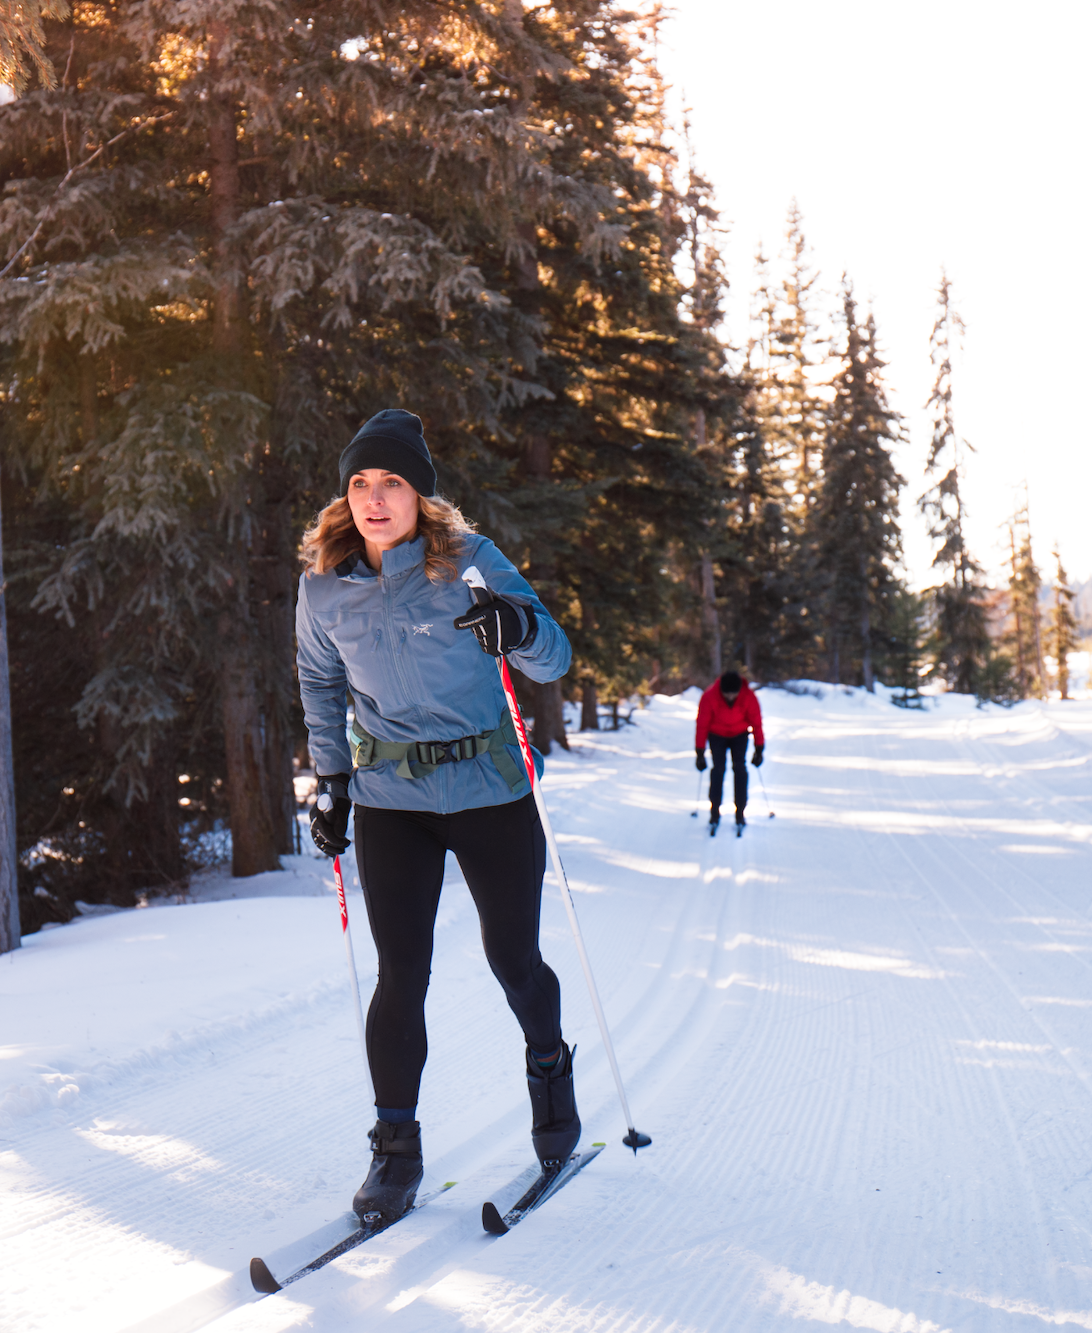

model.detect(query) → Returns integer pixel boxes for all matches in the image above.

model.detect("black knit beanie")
[720,670,743,694]
[338,409,437,498]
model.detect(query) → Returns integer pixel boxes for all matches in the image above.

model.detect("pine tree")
[0,0,69,93]
[2,3,737,903]
[767,203,826,508]
[741,236,822,677]
[0,2,631,879]
[814,282,904,690]
[1005,499,1044,698]
[885,585,926,709]
[1050,550,1078,699]
[918,272,990,693]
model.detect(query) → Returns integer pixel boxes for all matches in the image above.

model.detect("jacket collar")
[337,535,426,581]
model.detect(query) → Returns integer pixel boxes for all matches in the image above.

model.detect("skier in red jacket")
[694,670,764,832]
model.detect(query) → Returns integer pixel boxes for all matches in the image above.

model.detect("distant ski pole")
[462,567,651,1154]
[758,769,775,818]
[332,853,373,1103]
[691,770,702,817]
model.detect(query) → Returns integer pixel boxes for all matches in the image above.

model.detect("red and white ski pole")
[332,852,373,1105]
[462,567,651,1153]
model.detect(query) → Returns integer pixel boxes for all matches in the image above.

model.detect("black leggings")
[708,732,750,816]
[353,794,562,1108]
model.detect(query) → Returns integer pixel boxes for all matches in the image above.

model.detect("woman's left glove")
[310,774,352,857]
[453,596,537,657]
[751,745,764,768]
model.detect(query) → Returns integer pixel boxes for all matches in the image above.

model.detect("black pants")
[708,732,749,817]
[353,794,561,1108]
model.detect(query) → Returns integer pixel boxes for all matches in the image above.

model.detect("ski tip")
[482,1201,509,1235]
[769,812,776,818]
[444,1181,457,1189]
[622,1129,652,1153]
[250,1257,282,1295]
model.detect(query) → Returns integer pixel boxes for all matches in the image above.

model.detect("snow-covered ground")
[4,686,1092,1333]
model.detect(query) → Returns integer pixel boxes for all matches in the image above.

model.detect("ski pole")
[462,567,651,1153]
[758,769,775,818]
[690,769,702,817]
[332,852,373,1104]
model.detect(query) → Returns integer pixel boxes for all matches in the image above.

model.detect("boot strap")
[370,1132,421,1156]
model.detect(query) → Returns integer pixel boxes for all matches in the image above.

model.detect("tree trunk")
[531,679,568,754]
[0,477,20,953]
[523,430,569,753]
[700,551,721,681]
[219,610,280,876]
[860,556,874,693]
[208,24,284,873]
[860,606,874,692]
[580,679,599,731]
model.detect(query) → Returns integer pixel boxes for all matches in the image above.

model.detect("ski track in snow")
[3,687,1092,1332]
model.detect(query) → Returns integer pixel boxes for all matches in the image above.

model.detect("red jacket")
[695,680,764,750]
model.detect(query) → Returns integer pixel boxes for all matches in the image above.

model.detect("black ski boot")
[352,1120,423,1224]
[735,811,746,838]
[709,809,720,835]
[526,1041,581,1170]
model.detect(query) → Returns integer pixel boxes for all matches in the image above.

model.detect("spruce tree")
[2,2,736,902]
[741,236,822,677]
[0,2,622,877]
[1005,500,1044,698]
[918,272,990,693]
[0,0,68,93]
[814,283,904,690]
[885,585,926,709]
[1050,550,1078,699]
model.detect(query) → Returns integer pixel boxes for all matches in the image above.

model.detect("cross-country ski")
[482,1145,604,1235]
[249,1181,456,1294]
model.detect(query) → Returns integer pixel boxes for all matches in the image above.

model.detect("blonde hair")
[300,492,476,583]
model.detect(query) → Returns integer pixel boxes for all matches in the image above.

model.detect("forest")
[0,1,1087,938]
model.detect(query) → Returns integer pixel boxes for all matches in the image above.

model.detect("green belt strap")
[350,709,527,793]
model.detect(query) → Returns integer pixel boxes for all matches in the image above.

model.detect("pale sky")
[656,0,1090,589]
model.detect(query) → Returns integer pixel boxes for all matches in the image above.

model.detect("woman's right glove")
[310,774,352,857]
[751,745,764,768]
[695,749,707,772]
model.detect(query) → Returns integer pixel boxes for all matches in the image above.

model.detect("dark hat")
[339,409,437,498]
[720,670,743,694]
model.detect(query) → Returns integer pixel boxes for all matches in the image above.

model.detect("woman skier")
[296,408,578,1224]
[694,670,765,834]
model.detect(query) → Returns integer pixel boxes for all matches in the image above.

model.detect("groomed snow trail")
[3,688,1092,1333]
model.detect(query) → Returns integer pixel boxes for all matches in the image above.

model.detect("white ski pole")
[691,769,702,817]
[331,851,373,1104]
[462,567,651,1153]
[757,769,775,818]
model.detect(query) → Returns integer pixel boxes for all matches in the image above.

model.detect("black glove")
[751,746,764,768]
[309,774,351,857]
[453,596,537,657]
[695,749,707,772]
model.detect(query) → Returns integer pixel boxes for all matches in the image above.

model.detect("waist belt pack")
[350,710,526,793]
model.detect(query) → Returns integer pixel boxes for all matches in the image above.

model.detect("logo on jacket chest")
[412,623,434,636]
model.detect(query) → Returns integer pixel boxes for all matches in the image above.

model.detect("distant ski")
[481,1145,604,1236]
[249,1182,455,1294]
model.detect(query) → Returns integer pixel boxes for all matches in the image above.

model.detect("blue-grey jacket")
[295,533,571,813]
